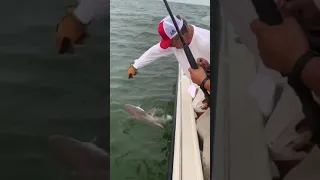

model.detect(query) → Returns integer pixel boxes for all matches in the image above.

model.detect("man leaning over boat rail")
[127,15,210,117]
[251,0,320,98]
[221,0,320,178]
[250,0,320,178]
[251,0,320,140]
[251,14,320,98]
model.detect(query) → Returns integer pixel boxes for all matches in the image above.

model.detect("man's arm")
[74,0,109,24]
[132,43,173,69]
[204,80,210,91]
[301,57,320,96]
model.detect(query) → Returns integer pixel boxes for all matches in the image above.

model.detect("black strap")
[200,76,209,90]
[287,50,319,96]
[287,50,320,144]
[288,50,319,82]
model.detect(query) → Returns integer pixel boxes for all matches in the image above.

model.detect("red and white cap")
[158,15,184,49]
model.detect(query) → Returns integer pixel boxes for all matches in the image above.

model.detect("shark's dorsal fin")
[90,137,97,143]
[147,108,157,116]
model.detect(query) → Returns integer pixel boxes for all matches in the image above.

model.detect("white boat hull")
[172,66,204,180]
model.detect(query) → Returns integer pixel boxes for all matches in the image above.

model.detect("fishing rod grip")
[183,45,210,103]
[252,0,284,78]
[251,0,283,26]
[183,45,198,69]
[183,44,210,103]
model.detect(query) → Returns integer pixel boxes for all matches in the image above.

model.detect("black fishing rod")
[251,0,320,143]
[162,0,211,106]
[162,1,211,180]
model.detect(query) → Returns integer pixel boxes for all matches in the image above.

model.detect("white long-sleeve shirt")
[220,0,320,116]
[132,25,210,78]
[74,0,109,24]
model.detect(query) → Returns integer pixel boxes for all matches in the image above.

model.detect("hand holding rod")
[162,0,211,106]
[251,0,320,143]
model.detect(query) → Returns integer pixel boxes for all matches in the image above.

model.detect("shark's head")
[48,134,109,177]
[124,104,166,128]
[124,104,146,118]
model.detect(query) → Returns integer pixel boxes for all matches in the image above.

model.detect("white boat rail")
[169,66,204,180]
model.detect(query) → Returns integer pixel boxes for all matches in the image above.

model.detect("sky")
[164,0,210,6]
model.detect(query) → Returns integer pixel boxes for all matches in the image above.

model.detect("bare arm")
[204,80,210,92]
[301,57,320,96]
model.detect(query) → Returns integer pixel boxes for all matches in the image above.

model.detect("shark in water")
[124,104,172,128]
[48,135,109,180]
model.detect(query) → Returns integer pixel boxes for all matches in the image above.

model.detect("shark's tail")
[163,114,173,124]
[148,113,172,129]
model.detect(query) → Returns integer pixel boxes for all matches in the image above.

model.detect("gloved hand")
[56,7,87,54]
[127,64,137,79]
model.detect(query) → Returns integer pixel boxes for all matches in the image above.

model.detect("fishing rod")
[162,0,211,106]
[162,1,211,180]
[251,0,320,144]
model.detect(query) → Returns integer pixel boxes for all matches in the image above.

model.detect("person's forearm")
[204,80,210,91]
[301,57,320,96]
[133,43,173,69]
[74,0,108,24]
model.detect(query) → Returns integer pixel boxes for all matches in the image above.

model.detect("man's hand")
[127,65,137,79]
[287,120,315,153]
[188,65,207,86]
[291,130,314,152]
[250,13,309,73]
[197,57,210,71]
[56,7,86,54]
[277,0,320,31]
